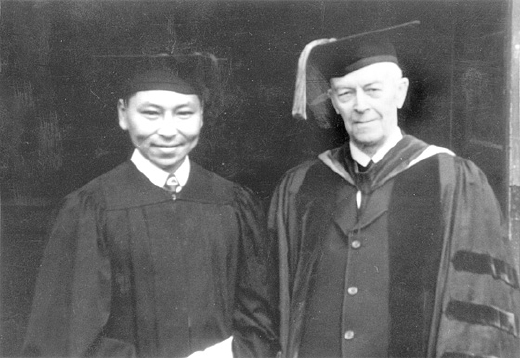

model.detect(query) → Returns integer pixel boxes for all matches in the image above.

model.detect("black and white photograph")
[1,1,519,357]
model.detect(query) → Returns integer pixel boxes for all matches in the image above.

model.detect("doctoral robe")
[24,160,279,358]
[269,135,520,358]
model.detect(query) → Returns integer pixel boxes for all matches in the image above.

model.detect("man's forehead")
[331,62,401,86]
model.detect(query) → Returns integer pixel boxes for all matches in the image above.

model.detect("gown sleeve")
[231,186,280,358]
[22,187,135,357]
[432,155,520,358]
[267,165,310,358]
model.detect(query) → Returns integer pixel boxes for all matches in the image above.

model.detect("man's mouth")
[354,118,376,124]
[153,143,181,148]
[151,144,183,154]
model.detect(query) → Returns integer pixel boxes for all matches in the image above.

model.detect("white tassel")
[292,38,337,121]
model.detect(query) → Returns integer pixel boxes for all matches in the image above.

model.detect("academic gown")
[23,160,279,358]
[269,135,520,358]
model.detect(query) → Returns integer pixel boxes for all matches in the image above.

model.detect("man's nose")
[156,114,179,137]
[354,91,369,112]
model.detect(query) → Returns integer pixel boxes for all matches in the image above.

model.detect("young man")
[23,69,279,357]
[269,31,520,358]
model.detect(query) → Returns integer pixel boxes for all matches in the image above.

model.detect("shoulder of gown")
[433,153,520,358]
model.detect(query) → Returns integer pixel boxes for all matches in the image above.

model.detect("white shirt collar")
[130,149,190,189]
[349,128,403,166]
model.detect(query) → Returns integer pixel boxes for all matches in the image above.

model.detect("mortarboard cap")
[312,38,398,81]
[292,20,420,127]
[111,52,223,109]
[122,69,200,98]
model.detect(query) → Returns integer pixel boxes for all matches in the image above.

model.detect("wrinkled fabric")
[23,161,279,358]
[431,154,519,358]
[269,135,520,358]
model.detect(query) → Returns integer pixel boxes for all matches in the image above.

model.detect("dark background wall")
[0,1,508,356]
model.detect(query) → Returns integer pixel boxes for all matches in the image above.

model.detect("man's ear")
[117,99,128,131]
[395,77,410,109]
[328,88,340,114]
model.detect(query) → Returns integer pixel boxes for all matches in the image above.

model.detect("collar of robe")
[319,135,430,194]
[102,161,236,210]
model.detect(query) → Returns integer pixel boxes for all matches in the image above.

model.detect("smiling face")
[118,90,203,173]
[328,62,409,155]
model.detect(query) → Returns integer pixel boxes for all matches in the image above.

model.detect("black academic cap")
[292,21,420,127]
[113,52,223,106]
[312,38,398,81]
[122,68,200,98]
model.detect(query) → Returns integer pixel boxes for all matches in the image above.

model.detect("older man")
[269,29,520,358]
[23,68,279,358]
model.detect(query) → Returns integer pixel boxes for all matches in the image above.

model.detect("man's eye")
[142,110,160,117]
[177,111,194,118]
[338,91,353,97]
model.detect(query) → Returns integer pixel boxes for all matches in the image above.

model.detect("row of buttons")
[345,284,358,339]
[345,237,362,340]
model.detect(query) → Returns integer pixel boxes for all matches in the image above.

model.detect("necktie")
[164,174,180,200]
[357,160,373,173]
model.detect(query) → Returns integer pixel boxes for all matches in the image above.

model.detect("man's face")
[328,62,409,153]
[118,90,203,173]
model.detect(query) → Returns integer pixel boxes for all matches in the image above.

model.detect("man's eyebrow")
[332,84,355,91]
[174,102,196,109]
[363,81,383,87]
[137,102,161,108]
[137,101,197,110]
[332,80,383,90]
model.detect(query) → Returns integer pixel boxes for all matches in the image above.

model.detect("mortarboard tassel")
[292,38,337,121]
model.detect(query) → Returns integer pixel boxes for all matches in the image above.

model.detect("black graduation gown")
[269,135,520,358]
[23,161,279,358]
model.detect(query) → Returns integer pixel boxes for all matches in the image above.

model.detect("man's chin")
[353,136,381,147]
[151,157,185,173]
[351,136,385,153]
